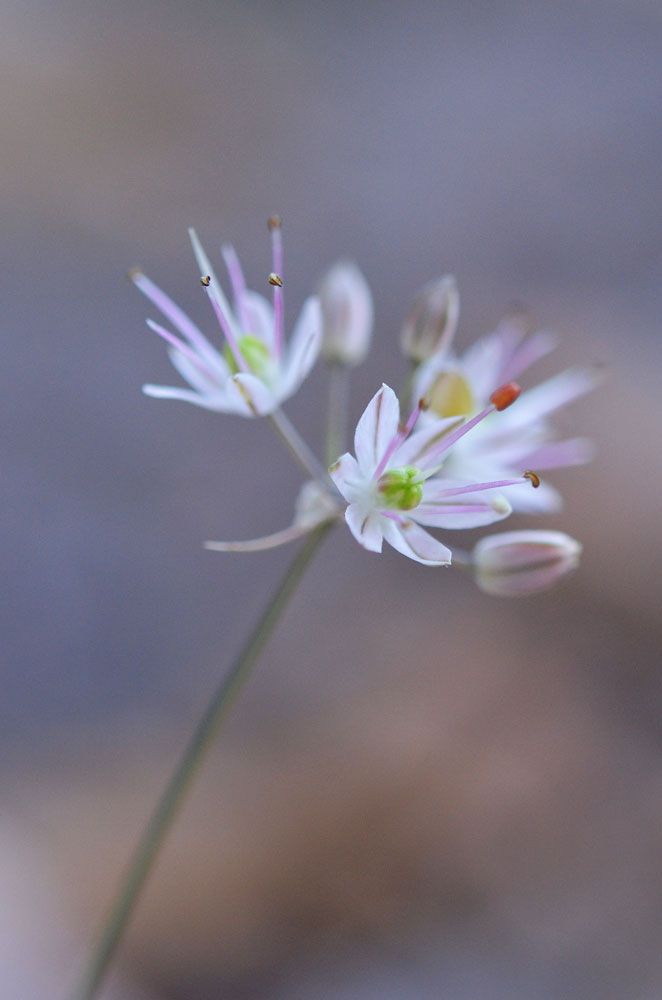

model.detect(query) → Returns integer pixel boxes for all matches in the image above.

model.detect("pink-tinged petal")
[280,297,323,397]
[499,329,559,383]
[353,384,401,476]
[167,347,224,394]
[239,290,276,346]
[381,519,452,566]
[413,495,511,529]
[499,367,600,429]
[394,415,465,470]
[221,243,249,325]
[345,504,384,552]
[461,317,525,399]
[516,437,595,470]
[328,453,364,503]
[231,373,278,416]
[131,271,218,361]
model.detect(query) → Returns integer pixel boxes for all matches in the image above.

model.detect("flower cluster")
[134,222,595,595]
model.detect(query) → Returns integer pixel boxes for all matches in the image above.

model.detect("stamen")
[200,280,249,373]
[489,381,521,411]
[524,470,541,488]
[435,477,534,498]
[268,218,285,358]
[221,244,250,331]
[373,398,426,481]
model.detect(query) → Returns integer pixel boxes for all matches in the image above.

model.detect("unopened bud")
[472,530,582,597]
[318,260,373,367]
[400,275,459,363]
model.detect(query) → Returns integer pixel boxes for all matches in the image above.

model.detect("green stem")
[269,408,330,487]
[325,362,350,467]
[70,522,333,1000]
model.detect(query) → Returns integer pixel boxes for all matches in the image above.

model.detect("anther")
[418,396,430,412]
[489,381,521,411]
[127,266,142,281]
[268,215,282,230]
[268,272,283,287]
[524,470,541,488]
[200,275,211,287]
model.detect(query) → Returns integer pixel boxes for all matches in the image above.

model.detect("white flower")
[411,309,599,512]
[472,530,582,597]
[329,383,537,566]
[318,260,373,366]
[131,219,322,416]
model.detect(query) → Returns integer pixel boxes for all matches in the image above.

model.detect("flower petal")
[239,289,276,346]
[393,415,465,471]
[381,519,452,566]
[280,296,323,398]
[353,384,400,476]
[231,373,278,416]
[328,453,364,503]
[413,495,512,529]
[345,504,384,552]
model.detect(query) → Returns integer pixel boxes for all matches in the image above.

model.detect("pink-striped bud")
[400,275,459,363]
[472,530,582,597]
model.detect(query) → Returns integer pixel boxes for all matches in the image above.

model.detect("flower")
[471,530,582,596]
[329,382,538,565]
[318,260,373,366]
[130,218,322,416]
[411,306,599,512]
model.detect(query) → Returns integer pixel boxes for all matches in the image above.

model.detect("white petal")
[381,519,452,566]
[413,496,512,529]
[328,453,365,503]
[231,373,278,416]
[280,297,323,398]
[345,504,384,552]
[353,384,400,476]
[205,521,314,552]
[142,383,235,412]
[167,346,227,394]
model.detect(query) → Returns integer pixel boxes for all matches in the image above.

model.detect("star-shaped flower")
[131,219,322,416]
[329,382,537,565]
[409,307,599,512]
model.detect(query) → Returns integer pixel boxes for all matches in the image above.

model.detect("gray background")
[2,1,661,997]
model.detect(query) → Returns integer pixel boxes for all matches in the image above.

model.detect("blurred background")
[3,0,661,996]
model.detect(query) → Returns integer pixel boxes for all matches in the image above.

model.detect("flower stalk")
[69,522,333,1000]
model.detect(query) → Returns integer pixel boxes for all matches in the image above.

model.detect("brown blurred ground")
[2,1,661,997]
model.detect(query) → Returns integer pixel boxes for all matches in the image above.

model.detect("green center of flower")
[378,465,424,510]
[427,370,474,417]
[223,335,271,376]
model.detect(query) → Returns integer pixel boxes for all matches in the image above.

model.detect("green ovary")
[223,335,271,376]
[378,466,424,511]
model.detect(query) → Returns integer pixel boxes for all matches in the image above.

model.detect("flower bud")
[318,260,373,367]
[472,530,582,597]
[400,275,459,363]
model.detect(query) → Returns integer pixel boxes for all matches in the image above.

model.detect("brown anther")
[268,272,283,287]
[200,275,211,287]
[268,215,282,230]
[418,396,430,412]
[126,266,142,281]
[489,381,521,411]
[524,470,541,488]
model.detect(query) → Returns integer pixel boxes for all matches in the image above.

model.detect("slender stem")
[70,522,333,1000]
[325,362,350,467]
[269,408,331,487]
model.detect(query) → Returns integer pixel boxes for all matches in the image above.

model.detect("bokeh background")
[3,0,661,997]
